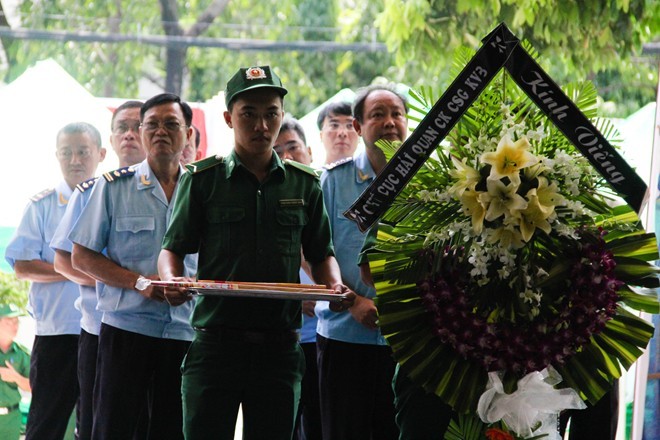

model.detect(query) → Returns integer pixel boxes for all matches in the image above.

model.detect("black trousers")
[316,335,398,440]
[25,334,80,440]
[294,341,322,440]
[91,324,189,440]
[77,330,98,440]
[560,381,619,440]
[393,364,455,440]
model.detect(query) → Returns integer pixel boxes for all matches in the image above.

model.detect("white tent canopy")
[0,59,117,227]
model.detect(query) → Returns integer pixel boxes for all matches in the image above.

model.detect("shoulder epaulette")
[103,166,136,183]
[186,155,224,174]
[76,177,98,193]
[284,159,320,178]
[30,188,55,202]
[323,156,354,171]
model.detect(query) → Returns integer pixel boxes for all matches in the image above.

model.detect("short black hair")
[352,84,408,124]
[140,93,193,126]
[279,116,306,145]
[57,122,102,150]
[111,100,143,130]
[316,101,352,130]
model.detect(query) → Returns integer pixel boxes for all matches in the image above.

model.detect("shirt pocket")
[115,216,156,260]
[275,207,308,256]
[206,206,245,256]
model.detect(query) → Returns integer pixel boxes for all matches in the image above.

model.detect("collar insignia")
[357,169,371,182]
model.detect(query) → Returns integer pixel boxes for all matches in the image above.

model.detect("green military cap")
[0,304,22,318]
[225,66,288,108]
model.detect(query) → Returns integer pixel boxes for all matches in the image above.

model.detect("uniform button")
[257,190,262,196]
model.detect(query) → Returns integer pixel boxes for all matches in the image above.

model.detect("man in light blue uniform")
[69,93,196,440]
[315,85,408,440]
[273,117,322,440]
[50,100,146,440]
[5,121,106,440]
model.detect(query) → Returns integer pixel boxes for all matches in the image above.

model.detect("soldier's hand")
[0,361,19,383]
[302,300,316,317]
[328,284,356,313]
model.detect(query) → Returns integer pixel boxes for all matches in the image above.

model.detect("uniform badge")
[245,67,267,80]
[279,199,305,208]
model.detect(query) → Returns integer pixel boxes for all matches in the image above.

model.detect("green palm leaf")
[368,44,659,422]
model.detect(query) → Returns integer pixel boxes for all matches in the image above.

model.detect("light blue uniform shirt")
[5,180,82,335]
[50,182,103,335]
[68,160,195,341]
[299,268,318,344]
[316,152,386,345]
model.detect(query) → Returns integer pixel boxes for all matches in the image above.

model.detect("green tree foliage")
[0,272,29,312]
[1,0,395,116]
[1,0,658,116]
[375,0,660,116]
[184,0,397,116]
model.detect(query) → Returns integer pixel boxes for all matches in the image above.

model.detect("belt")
[195,326,299,344]
[0,403,19,415]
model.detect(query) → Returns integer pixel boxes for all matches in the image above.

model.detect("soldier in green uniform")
[0,304,30,440]
[158,65,354,440]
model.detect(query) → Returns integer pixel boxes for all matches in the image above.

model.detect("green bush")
[0,271,29,311]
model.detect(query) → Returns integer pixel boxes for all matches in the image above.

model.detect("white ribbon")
[477,366,587,439]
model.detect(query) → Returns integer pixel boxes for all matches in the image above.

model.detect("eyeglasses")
[140,120,185,133]
[112,121,141,135]
[56,148,93,160]
[274,143,302,156]
[324,122,355,132]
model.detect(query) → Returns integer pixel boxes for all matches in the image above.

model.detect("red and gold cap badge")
[245,67,267,80]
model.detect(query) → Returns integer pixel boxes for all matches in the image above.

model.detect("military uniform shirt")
[50,184,103,335]
[5,181,81,335]
[0,341,29,407]
[315,152,387,345]
[68,160,195,341]
[162,150,334,331]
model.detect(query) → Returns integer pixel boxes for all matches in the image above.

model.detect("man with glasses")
[5,122,106,440]
[316,85,408,440]
[70,93,196,440]
[317,101,359,166]
[50,101,147,440]
[273,117,322,440]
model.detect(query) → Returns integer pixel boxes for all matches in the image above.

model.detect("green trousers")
[0,410,21,440]
[182,331,305,440]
